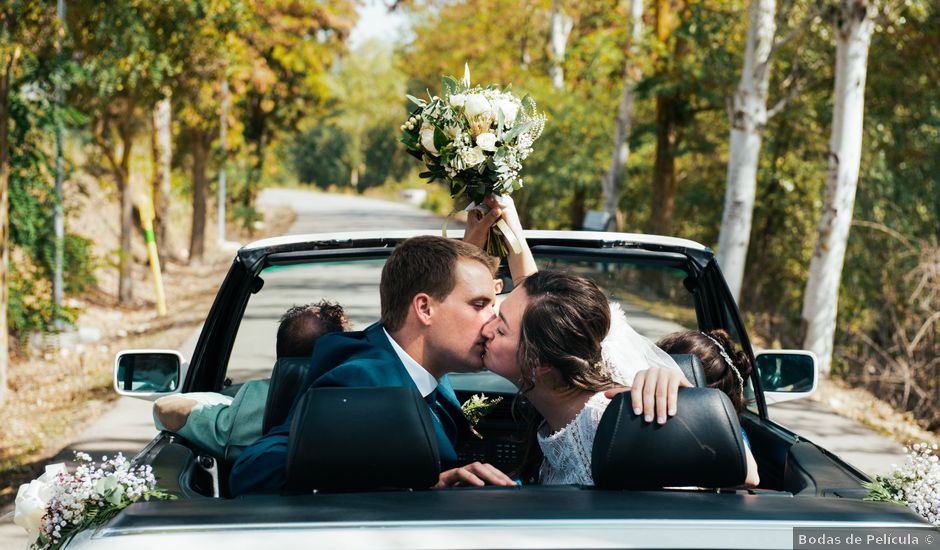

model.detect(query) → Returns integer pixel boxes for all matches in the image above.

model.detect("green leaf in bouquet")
[405,148,424,160]
[502,120,532,143]
[442,75,458,98]
[406,94,427,108]
[503,83,513,93]
[433,126,449,151]
[495,107,505,138]
[419,171,435,180]
[521,94,536,114]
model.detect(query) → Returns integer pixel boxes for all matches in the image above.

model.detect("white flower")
[495,98,519,125]
[475,132,497,151]
[463,94,492,118]
[449,93,466,108]
[462,146,487,166]
[13,463,65,535]
[419,123,439,156]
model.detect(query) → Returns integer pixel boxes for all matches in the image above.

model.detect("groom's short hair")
[380,236,498,332]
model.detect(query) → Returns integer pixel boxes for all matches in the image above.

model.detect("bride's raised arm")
[463,195,537,284]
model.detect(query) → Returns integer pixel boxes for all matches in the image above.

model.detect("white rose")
[496,98,519,125]
[475,132,498,151]
[462,146,487,166]
[13,463,64,535]
[419,123,439,156]
[463,94,492,118]
[448,93,466,108]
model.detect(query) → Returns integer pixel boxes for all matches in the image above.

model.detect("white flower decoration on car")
[14,463,66,536]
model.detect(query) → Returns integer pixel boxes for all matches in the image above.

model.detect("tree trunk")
[647,0,681,237]
[648,93,679,236]
[0,49,18,407]
[548,0,574,91]
[189,131,209,264]
[716,0,777,302]
[117,99,135,304]
[152,97,173,262]
[801,0,875,377]
[601,0,644,229]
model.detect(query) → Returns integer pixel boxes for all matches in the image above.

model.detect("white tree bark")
[601,0,644,227]
[716,0,777,303]
[548,0,574,91]
[801,0,875,376]
[152,97,172,260]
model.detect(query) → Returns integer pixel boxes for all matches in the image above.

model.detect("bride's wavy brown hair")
[512,270,617,482]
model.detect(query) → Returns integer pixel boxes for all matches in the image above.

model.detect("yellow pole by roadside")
[137,196,167,316]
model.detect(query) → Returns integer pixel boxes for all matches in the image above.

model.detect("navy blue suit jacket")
[229,322,470,495]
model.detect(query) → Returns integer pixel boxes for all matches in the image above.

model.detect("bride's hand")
[604,367,692,424]
[463,204,503,249]
[484,195,523,238]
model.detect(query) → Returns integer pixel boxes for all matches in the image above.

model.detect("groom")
[229,235,515,495]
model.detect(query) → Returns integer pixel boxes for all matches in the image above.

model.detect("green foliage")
[293,123,353,189]
[4,36,96,342]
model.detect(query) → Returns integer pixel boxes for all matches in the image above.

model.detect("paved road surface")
[1,188,907,545]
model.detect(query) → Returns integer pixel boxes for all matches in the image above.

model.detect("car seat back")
[592,388,747,489]
[285,387,441,492]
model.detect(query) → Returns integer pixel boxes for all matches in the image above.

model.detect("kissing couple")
[230,197,757,494]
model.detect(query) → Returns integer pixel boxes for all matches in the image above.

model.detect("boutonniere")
[461,393,503,439]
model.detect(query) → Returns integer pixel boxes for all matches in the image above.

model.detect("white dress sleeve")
[537,392,612,485]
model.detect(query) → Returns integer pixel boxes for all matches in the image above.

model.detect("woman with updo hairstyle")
[656,329,753,413]
[657,329,760,487]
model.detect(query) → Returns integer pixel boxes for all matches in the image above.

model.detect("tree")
[801,0,876,376]
[601,0,644,229]
[715,0,777,302]
[0,1,56,406]
[230,0,356,219]
[151,96,173,262]
[548,0,575,90]
[69,1,192,302]
[647,0,685,237]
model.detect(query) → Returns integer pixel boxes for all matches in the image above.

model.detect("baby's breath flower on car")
[400,64,546,256]
[864,443,940,526]
[13,452,175,550]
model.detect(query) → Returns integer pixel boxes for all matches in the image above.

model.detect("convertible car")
[88,230,932,549]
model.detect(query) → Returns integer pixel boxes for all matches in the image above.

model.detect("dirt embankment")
[0,175,295,505]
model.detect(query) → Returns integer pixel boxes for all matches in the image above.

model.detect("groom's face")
[426,258,497,374]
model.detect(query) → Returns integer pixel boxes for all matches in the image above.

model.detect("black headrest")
[592,388,746,489]
[285,387,441,492]
[263,357,313,435]
[669,353,707,387]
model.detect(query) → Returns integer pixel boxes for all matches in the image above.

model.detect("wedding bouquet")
[13,452,175,550]
[400,65,545,256]
[864,443,939,526]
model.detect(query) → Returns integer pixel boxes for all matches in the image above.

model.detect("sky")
[348,0,412,50]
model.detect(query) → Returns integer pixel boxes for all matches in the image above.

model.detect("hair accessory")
[701,332,745,395]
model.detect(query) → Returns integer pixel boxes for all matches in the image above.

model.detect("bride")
[465,197,758,487]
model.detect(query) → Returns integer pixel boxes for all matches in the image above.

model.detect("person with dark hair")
[230,235,517,495]
[153,301,350,458]
[656,329,760,486]
[472,197,754,486]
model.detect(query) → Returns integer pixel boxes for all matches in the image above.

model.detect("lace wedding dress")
[537,391,612,485]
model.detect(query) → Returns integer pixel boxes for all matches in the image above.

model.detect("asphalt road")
[1,188,908,545]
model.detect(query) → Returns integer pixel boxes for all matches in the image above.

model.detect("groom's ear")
[412,293,433,327]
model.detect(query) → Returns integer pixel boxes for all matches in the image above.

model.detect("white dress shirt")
[383,328,438,398]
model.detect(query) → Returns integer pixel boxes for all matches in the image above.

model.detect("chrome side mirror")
[755,350,818,405]
[113,350,188,401]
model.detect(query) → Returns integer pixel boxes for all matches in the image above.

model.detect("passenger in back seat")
[152,301,349,458]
